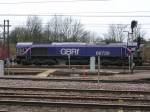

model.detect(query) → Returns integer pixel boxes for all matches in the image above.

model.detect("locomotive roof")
[17,42,33,46]
[16,42,137,48]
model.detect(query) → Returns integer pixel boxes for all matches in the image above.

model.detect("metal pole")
[98,55,100,83]
[68,54,70,70]
[7,20,10,58]
[127,32,129,47]
[128,55,131,71]
[131,29,134,73]
[131,53,134,74]
[3,20,5,43]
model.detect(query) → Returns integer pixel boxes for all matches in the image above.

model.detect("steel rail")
[7,65,150,70]
[0,100,150,110]
[0,94,150,102]
[0,77,150,84]
[0,86,149,95]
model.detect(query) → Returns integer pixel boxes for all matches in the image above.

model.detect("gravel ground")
[49,69,150,81]
[0,79,149,91]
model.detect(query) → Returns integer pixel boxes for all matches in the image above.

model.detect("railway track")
[0,86,149,111]
[0,94,150,103]
[0,86,149,95]
[0,100,149,110]
[0,76,150,84]
[8,65,150,70]
[0,91,149,110]
[2,67,150,111]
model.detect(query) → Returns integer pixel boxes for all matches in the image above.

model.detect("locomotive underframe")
[16,55,142,66]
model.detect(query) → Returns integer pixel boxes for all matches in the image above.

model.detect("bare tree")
[133,25,146,41]
[9,27,28,43]
[79,31,91,43]
[26,16,43,42]
[44,22,56,42]
[103,24,127,43]
[10,16,93,43]
[61,17,73,41]
[44,16,91,42]
[44,15,65,42]
[70,20,84,42]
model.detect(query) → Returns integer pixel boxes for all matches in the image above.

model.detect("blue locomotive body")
[48,45,126,57]
[16,42,141,65]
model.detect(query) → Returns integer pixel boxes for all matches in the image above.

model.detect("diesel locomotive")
[16,42,142,66]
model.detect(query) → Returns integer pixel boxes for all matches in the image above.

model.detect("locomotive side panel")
[31,47,48,56]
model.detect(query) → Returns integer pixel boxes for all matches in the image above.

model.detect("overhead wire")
[0,0,150,16]
[0,0,110,4]
[0,14,150,17]
[9,23,150,29]
[0,1,150,33]
[64,11,150,14]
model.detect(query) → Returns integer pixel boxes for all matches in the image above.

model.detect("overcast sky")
[0,0,150,39]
